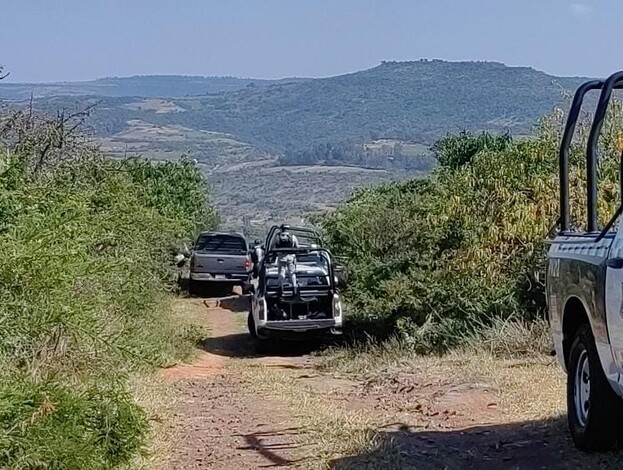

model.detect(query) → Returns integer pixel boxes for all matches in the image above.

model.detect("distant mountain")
[155,60,586,147]
[2,60,593,230]
[0,75,307,100]
[5,60,590,169]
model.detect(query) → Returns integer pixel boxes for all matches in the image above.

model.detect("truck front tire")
[567,325,623,451]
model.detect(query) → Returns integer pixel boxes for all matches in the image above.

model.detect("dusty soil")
[160,295,622,469]
[161,296,313,469]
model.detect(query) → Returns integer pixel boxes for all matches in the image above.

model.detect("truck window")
[195,235,247,254]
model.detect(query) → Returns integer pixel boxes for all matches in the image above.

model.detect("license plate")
[214,274,226,279]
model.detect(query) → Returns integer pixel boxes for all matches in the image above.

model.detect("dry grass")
[238,362,403,470]
[320,333,566,423]
[129,375,176,470]
[240,345,568,469]
[437,353,566,422]
[465,317,554,359]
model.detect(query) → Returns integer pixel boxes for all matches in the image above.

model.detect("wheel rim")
[574,349,591,427]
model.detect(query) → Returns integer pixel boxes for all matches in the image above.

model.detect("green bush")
[0,377,147,469]
[322,104,623,352]
[0,111,217,467]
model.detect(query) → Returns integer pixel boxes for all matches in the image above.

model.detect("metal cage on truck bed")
[557,71,623,239]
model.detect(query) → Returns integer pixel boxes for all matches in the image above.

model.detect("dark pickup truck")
[189,232,252,291]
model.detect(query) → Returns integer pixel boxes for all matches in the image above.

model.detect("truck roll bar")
[559,80,603,232]
[586,72,623,232]
[559,71,623,233]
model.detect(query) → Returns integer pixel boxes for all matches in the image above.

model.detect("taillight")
[244,258,251,270]
[190,256,195,269]
[333,294,342,319]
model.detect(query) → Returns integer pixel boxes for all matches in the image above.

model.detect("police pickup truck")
[547,71,623,451]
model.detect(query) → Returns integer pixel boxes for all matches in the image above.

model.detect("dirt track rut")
[162,297,310,469]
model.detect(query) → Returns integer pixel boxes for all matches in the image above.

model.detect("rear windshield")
[195,235,247,254]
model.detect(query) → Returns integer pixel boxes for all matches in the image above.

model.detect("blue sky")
[0,0,619,82]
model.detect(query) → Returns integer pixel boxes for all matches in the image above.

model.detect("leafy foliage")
[322,104,623,352]
[0,377,147,469]
[432,131,511,169]
[0,109,217,467]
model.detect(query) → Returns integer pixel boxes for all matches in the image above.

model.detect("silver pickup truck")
[547,71,623,451]
[189,231,252,293]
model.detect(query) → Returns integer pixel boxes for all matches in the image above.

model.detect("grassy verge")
[0,109,217,468]
[240,343,566,469]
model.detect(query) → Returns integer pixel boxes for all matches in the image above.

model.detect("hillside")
[4,60,590,231]
[18,61,588,164]
[157,60,587,150]
[0,75,304,100]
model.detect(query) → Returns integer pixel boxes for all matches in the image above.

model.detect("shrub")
[0,110,217,466]
[0,377,147,469]
[322,104,623,352]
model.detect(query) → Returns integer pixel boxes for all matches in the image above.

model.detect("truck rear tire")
[567,325,623,451]
[247,312,258,339]
[189,279,198,296]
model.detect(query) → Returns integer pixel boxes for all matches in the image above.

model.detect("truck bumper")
[190,272,250,283]
[259,319,342,340]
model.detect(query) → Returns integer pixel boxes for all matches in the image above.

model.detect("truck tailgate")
[192,252,249,274]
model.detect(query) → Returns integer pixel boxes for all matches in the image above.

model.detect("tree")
[432,131,511,169]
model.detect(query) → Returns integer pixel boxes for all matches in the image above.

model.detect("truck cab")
[547,71,623,451]
[189,231,252,292]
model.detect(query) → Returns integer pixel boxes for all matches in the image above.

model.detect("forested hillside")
[0,75,303,100]
[15,60,588,171]
[160,60,586,149]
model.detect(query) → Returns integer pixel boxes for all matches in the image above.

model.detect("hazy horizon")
[0,59,594,85]
[2,0,621,83]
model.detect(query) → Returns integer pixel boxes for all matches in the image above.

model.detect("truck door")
[605,223,623,371]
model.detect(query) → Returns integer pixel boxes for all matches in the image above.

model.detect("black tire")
[247,312,258,339]
[567,324,623,451]
[188,279,198,296]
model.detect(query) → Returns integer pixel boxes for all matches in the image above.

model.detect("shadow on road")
[329,418,623,469]
[199,333,326,359]
[203,295,250,313]
[191,282,237,299]
[236,427,308,468]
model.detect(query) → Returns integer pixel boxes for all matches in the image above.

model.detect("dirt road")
[159,296,622,469]
[162,296,315,469]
